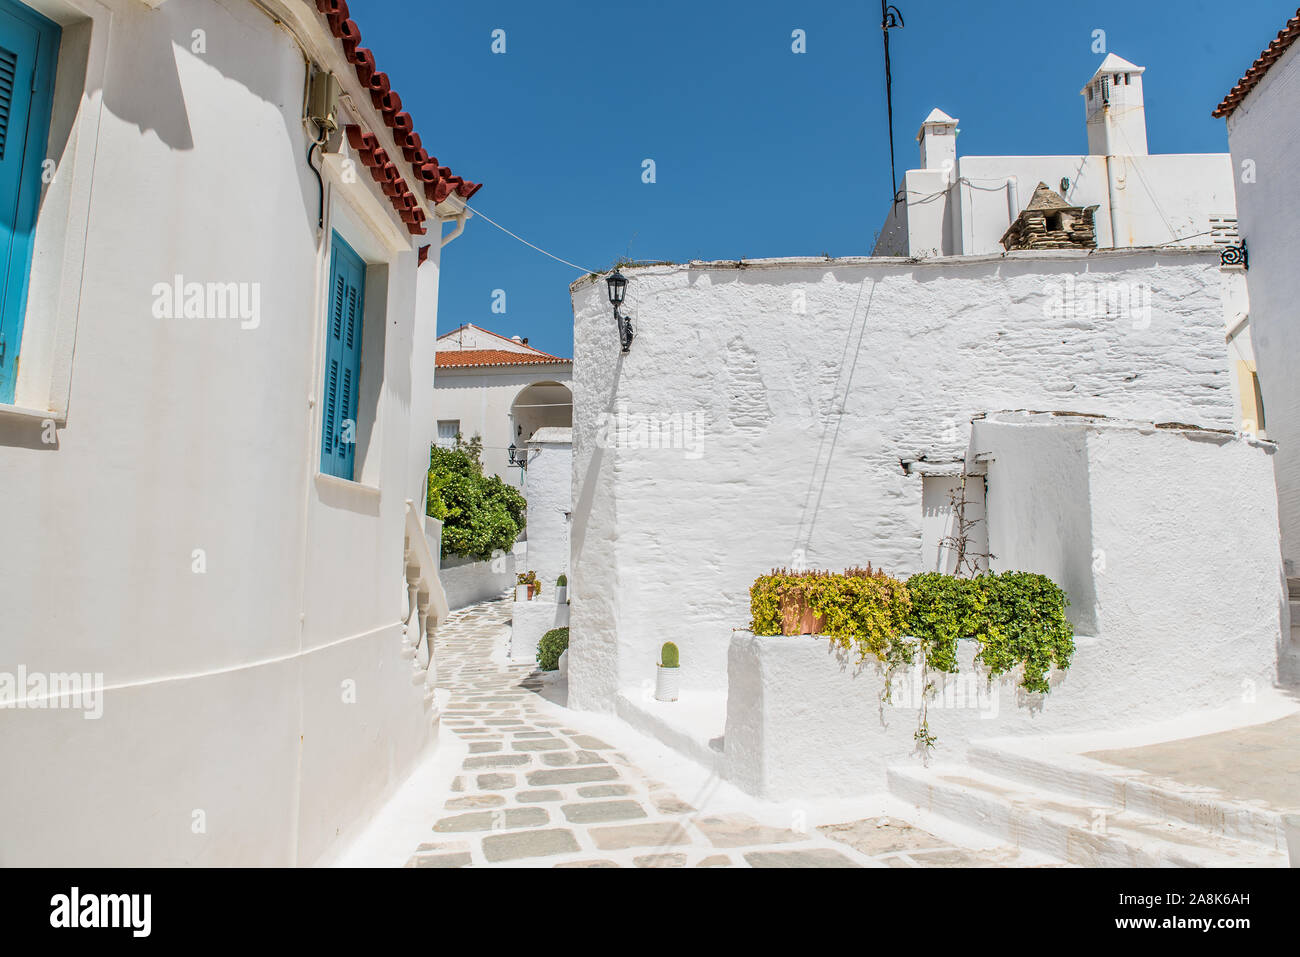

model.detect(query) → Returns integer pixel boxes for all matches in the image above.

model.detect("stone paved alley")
[404,598,1051,868]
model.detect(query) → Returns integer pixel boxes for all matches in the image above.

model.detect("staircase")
[887,741,1292,867]
[402,499,450,718]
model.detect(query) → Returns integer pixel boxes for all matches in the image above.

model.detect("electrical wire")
[464,204,597,274]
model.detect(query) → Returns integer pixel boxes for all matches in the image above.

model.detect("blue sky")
[350,0,1295,358]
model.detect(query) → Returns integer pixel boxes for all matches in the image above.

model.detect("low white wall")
[439,543,521,610]
[510,599,570,665]
[723,414,1285,800]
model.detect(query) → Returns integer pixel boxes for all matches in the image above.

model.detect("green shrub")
[537,627,569,671]
[975,571,1075,694]
[750,567,912,667]
[752,568,1075,694]
[904,572,986,674]
[557,574,567,587]
[427,439,527,561]
[660,641,679,668]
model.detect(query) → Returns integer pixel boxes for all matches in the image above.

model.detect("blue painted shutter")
[320,233,366,479]
[0,0,60,404]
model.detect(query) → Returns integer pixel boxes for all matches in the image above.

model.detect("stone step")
[887,764,1288,867]
[966,742,1288,850]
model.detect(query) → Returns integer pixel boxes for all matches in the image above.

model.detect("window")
[0,0,60,405]
[320,232,367,479]
[436,420,460,449]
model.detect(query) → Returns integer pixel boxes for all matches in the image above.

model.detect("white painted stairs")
[888,740,1292,867]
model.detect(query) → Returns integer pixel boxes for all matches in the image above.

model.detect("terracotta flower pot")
[780,599,826,636]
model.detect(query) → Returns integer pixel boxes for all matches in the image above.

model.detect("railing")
[402,499,450,697]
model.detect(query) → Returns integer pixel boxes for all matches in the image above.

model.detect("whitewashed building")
[1216,12,1300,588]
[566,252,1286,767]
[434,323,572,488]
[0,0,481,865]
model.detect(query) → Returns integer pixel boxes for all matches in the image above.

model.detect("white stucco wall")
[1225,39,1300,569]
[568,251,1238,713]
[522,429,571,588]
[0,0,458,865]
[725,414,1284,800]
[439,545,521,611]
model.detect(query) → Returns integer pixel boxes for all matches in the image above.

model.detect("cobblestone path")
[406,597,1044,868]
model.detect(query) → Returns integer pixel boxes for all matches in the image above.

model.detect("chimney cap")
[1080,53,1145,94]
[916,108,959,142]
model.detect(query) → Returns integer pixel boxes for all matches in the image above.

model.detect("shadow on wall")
[98,4,193,150]
[792,275,880,560]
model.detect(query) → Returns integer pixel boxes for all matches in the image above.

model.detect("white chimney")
[1081,54,1148,156]
[917,108,960,176]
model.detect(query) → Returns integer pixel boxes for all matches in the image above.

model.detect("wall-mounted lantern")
[507,443,527,471]
[606,270,634,353]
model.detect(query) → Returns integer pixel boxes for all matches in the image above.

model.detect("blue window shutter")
[0,0,60,405]
[320,233,366,479]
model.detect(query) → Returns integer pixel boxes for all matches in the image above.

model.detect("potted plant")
[515,570,540,601]
[780,586,827,636]
[556,573,568,604]
[655,642,680,702]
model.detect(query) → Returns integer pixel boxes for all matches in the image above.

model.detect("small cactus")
[660,641,679,668]
[557,573,568,587]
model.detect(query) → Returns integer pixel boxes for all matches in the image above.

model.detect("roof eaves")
[1213,9,1300,118]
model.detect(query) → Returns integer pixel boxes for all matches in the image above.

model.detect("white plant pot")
[514,585,527,602]
[655,665,680,702]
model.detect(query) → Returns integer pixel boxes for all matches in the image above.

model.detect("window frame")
[0,0,60,407]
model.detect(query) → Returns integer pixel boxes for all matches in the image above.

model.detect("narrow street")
[406,597,1047,868]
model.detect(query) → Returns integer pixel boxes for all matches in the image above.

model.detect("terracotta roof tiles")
[1213,9,1300,118]
[315,0,482,236]
[435,349,570,369]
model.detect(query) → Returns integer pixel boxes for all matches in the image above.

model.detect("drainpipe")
[1104,155,1123,248]
[1005,175,1019,230]
[440,210,471,248]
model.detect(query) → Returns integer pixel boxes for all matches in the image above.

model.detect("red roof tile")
[1213,8,1300,118]
[436,349,570,369]
[315,0,482,236]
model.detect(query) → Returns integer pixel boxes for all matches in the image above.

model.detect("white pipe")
[440,211,471,248]
[1105,155,1123,248]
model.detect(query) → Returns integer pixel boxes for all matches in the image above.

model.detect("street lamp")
[606,270,634,353]
[507,443,527,471]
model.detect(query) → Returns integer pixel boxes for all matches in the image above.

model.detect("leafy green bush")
[660,641,679,668]
[975,571,1075,693]
[750,567,912,667]
[427,439,526,561]
[537,627,569,671]
[904,572,985,675]
[752,568,1075,694]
